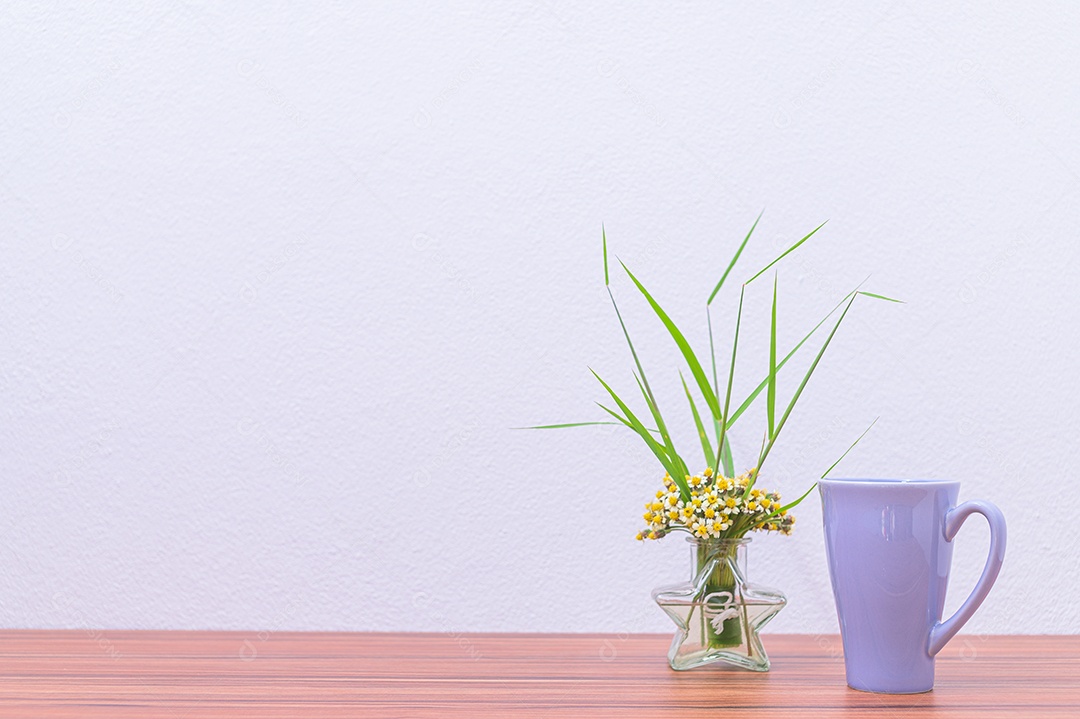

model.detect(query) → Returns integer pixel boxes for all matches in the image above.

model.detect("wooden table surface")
[0,631,1076,717]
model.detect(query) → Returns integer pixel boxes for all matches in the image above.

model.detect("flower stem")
[698,543,743,648]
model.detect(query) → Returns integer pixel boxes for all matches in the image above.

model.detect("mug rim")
[819,477,960,487]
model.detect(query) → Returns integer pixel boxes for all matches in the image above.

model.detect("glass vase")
[652,537,786,671]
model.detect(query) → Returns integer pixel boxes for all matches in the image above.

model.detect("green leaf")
[768,272,778,440]
[602,224,610,287]
[595,400,676,475]
[633,372,686,481]
[755,293,859,480]
[821,417,879,478]
[593,404,661,435]
[720,432,735,478]
[681,372,714,470]
[596,404,679,482]
[519,420,661,433]
[756,482,818,527]
[745,220,827,285]
[726,286,861,429]
[620,261,720,419]
[708,210,762,305]
[714,285,745,471]
[607,288,657,405]
[710,414,736,477]
[707,307,718,403]
[858,291,904,303]
[603,230,663,409]
[777,482,817,513]
[519,421,627,430]
[591,370,691,500]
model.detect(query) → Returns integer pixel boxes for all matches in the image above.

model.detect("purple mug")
[819,478,1006,693]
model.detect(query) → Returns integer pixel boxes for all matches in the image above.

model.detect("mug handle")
[927,500,1007,656]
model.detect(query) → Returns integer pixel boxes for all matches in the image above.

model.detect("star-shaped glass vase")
[652,537,785,671]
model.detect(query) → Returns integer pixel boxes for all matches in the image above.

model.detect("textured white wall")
[2,2,1078,637]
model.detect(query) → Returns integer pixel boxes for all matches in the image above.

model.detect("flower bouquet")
[531,213,900,670]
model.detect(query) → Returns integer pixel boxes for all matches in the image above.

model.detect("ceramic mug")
[819,478,1006,693]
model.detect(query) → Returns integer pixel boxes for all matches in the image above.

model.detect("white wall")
[3,2,1078,636]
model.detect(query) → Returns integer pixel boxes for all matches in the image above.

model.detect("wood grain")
[0,631,1076,718]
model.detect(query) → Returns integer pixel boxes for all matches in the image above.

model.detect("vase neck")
[691,538,749,576]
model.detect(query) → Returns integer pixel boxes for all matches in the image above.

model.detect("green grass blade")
[755,483,818,527]
[777,482,817,513]
[821,417,879,478]
[519,421,627,430]
[633,372,685,480]
[520,420,662,433]
[590,370,647,435]
[620,261,720,419]
[591,370,690,499]
[858,291,904,303]
[595,404,679,481]
[708,210,762,304]
[720,433,735,477]
[607,288,658,405]
[707,307,718,401]
[755,293,859,479]
[707,211,760,419]
[745,221,827,285]
[768,272,778,439]
[710,414,735,477]
[777,483,817,512]
[597,398,676,467]
[714,285,745,471]
[604,235,667,420]
[593,404,661,435]
[681,372,714,470]
[726,286,861,429]
[602,225,609,286]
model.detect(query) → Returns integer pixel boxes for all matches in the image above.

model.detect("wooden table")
[0,631,1076,717]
